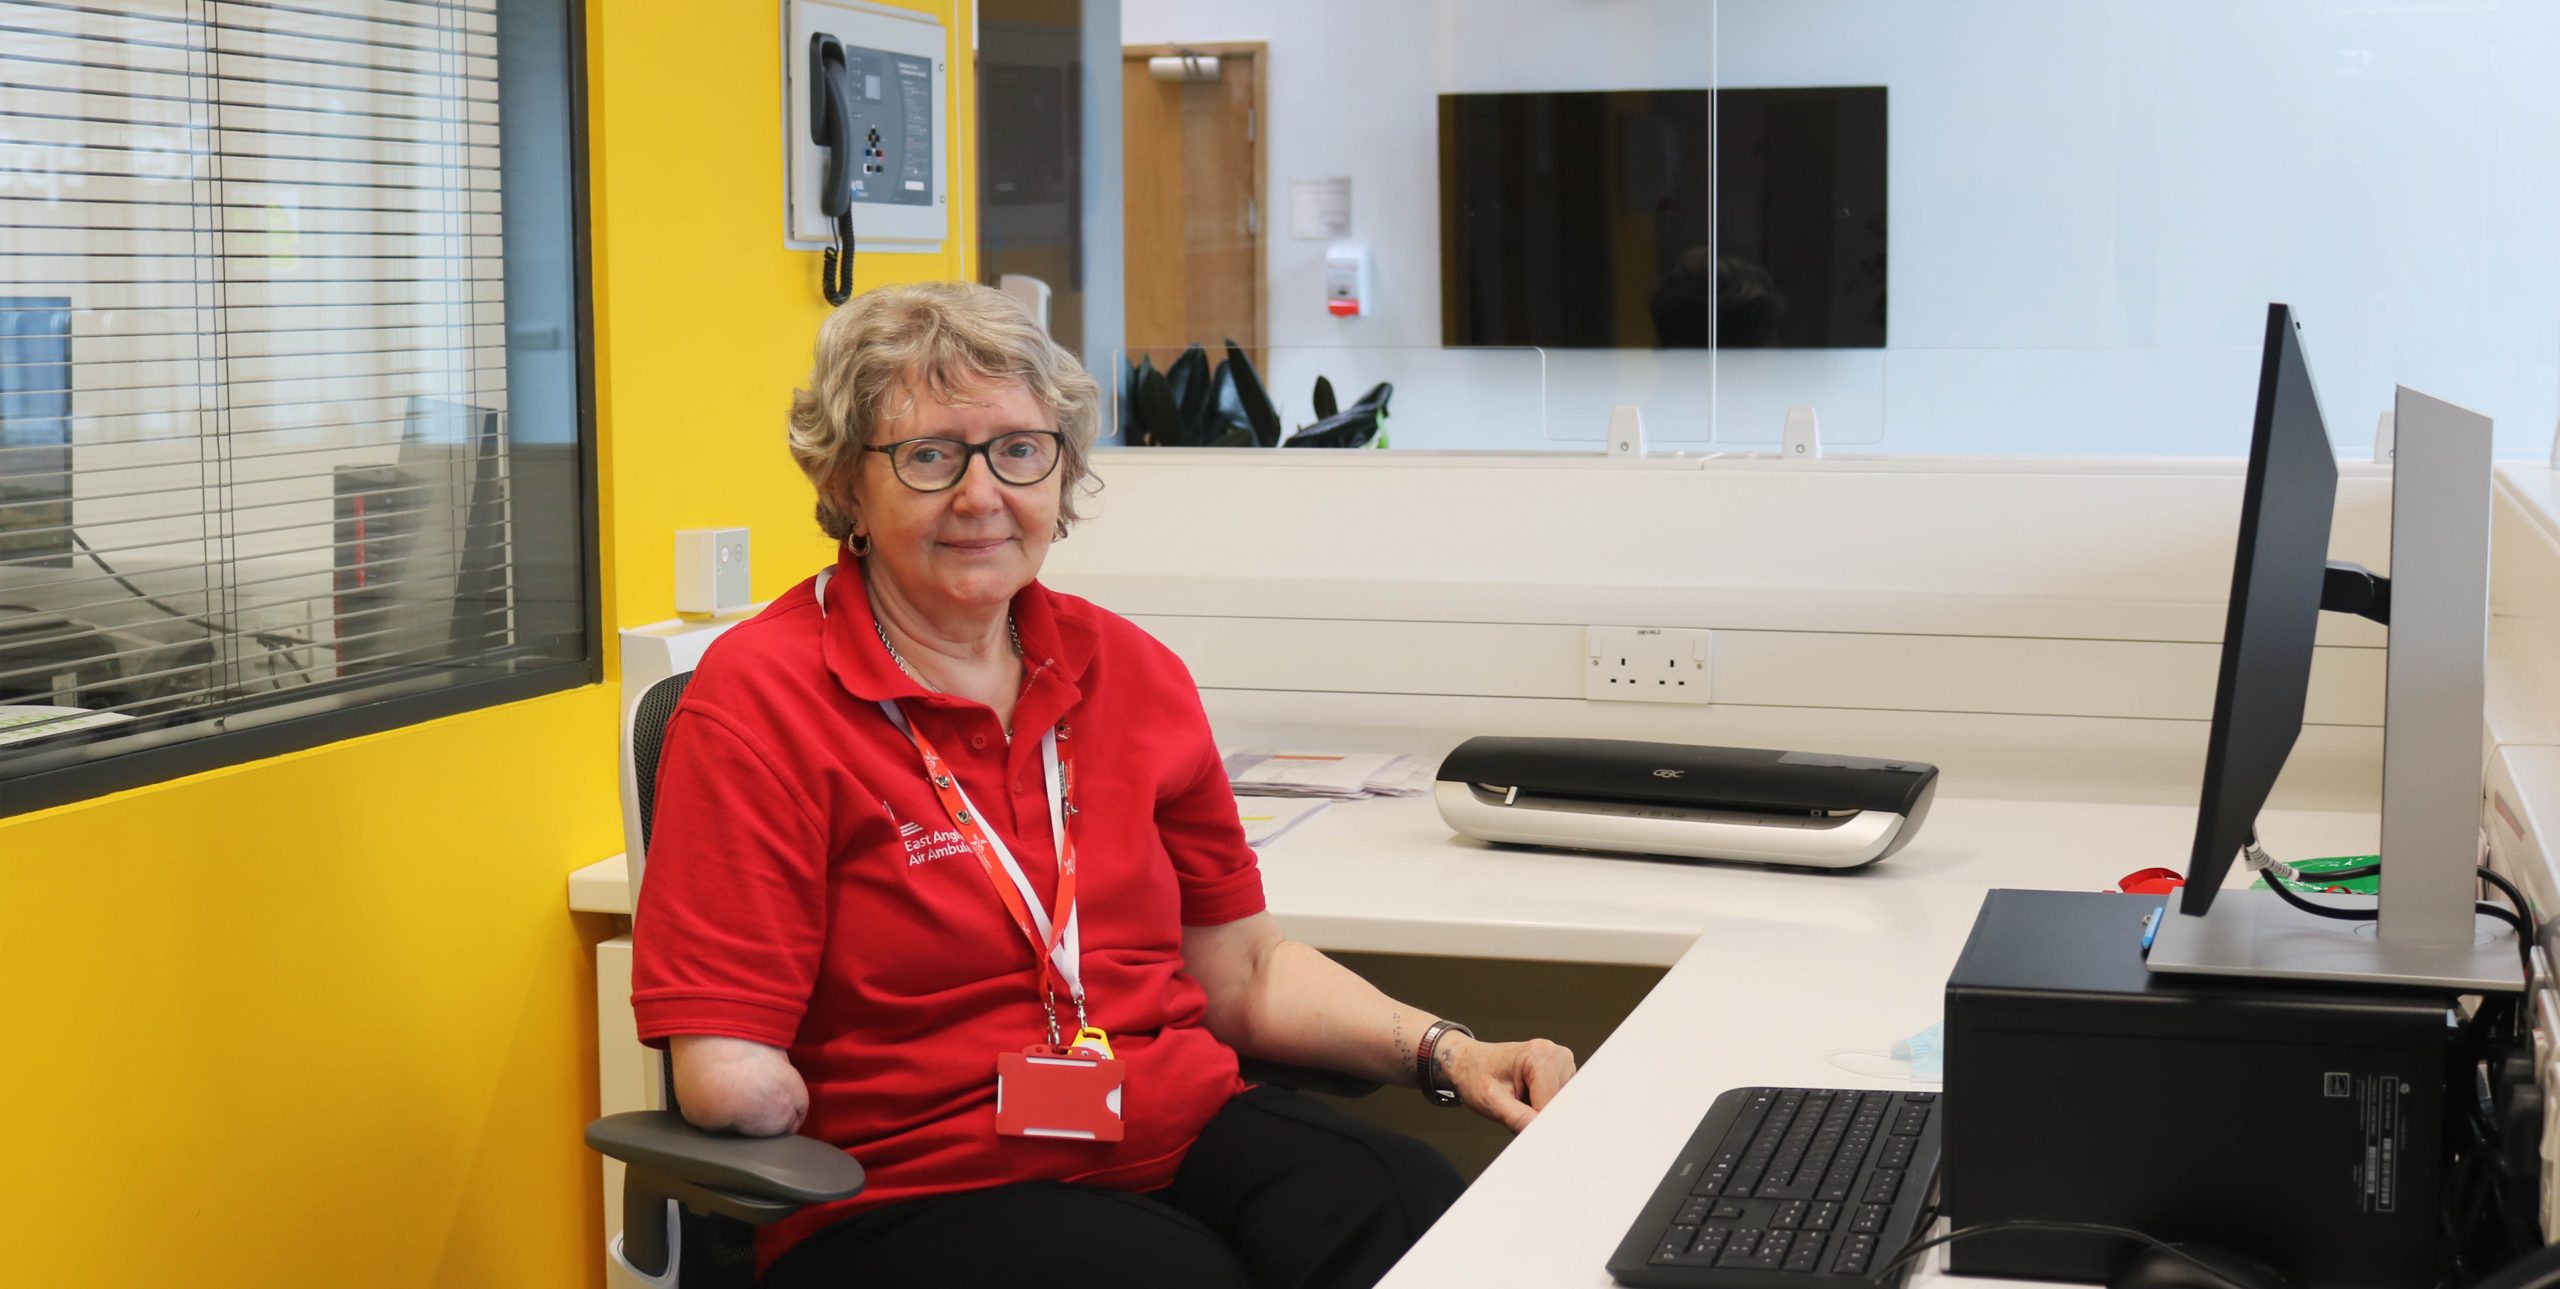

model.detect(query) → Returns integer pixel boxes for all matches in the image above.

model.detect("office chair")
[1133,361,1185,446]
[588,669,1378,1286]
[1283,381,1394,448]
[1167,343,1212,435]
[588,669,866,1288]
[1222,341,1283,447]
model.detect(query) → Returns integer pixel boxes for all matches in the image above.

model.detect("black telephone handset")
[809,34,857,304]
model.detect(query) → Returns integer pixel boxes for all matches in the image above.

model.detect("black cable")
[2466,990,2523,1047]
[2243,830,2378,920]
[2479,902,2528,943]
[822,208,856,305]
[66,530,316,684]
[69,530,298,652]
[2245,851,2528,958]
[2478,867,2530,920]
[2475,866,2536,980]
[2260,865,2533,981]
[2263,868,2380,920]
[1874,1219,2221,1284]
[2288,863,2382,885]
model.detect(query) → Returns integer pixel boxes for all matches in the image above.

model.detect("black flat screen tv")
[1439,87,1886,349]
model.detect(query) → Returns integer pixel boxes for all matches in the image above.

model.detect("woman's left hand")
[1438,1033,1578,1131]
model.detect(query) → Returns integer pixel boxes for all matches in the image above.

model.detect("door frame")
[1121,42,1268,357]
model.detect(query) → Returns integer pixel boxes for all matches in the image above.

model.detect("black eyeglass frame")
[864,430,1067,493]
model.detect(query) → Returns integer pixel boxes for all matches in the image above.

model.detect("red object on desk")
[2115,867,2186,896]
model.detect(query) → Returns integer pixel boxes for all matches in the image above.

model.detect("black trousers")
[762,1087,1467,1289]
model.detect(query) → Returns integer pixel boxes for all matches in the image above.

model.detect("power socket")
[1584,626,1712,704]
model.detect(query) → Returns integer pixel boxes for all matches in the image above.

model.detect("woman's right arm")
[670,1034,810,1136]
[636,703,830,1138]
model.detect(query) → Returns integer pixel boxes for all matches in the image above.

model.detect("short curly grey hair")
[788,281,1103,542]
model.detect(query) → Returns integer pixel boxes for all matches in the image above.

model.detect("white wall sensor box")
[675,528,752,616]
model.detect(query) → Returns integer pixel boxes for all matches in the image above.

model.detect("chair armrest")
[587,1110,865,1206]
[1239,1057,1382,1099]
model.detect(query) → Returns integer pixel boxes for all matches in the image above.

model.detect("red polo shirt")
[631,549,1264,1270]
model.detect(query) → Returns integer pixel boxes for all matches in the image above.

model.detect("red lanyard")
[879,700,1085,1044]
[812,564,1093,1046]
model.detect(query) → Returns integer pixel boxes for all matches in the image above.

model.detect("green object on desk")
[2248,854,2381,895]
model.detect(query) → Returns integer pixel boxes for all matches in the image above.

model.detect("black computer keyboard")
[1606,1086,1944,1288]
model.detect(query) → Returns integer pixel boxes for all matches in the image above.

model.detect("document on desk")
[1235,795,1330,848]
[1224,749,1398,798]
[1224,749,1439,799]
[1364,753,1436,798]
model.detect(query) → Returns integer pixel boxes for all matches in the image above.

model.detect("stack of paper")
[1224,750,1393,798]
[1234,795,1332,848]
[1363,753,1438,798]
[1223,749,1441,800]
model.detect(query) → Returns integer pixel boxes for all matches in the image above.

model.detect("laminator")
[1432,736,1939,869]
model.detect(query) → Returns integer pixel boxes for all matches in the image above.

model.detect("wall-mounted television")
[1438,87,1886,350]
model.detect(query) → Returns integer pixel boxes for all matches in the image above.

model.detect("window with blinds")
[0,0,594,815]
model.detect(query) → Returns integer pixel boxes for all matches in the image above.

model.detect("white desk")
[571,792,2382,1288]
[1349,793,2378,1289]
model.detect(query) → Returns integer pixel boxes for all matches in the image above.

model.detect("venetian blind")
[0,0,547,770]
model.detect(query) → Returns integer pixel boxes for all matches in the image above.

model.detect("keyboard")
[1605,1086,1944,1288]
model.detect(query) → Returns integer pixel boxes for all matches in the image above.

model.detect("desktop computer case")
[1944,890,2455,1289]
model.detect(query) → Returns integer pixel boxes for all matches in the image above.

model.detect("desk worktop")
[1359,794,2377,1289]
[569,792,2384,1288]
[568,791,2378,968]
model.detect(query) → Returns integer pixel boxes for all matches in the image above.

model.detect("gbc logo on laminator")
[1653,768,1684,779]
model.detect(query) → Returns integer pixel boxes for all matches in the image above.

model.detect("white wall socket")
[1606,405,1647,458]
[1584,626,1712,704]
[1781,405,1822,460]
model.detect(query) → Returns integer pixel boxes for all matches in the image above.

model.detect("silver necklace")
[872,611,1023,693]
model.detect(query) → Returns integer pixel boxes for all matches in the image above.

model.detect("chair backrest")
[629,669,695,867]
[624,667,697,1114]
[614,656,770,1287]
[619,617,748,871]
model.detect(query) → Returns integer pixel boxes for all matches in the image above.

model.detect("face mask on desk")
[1891,1021,1945,1082]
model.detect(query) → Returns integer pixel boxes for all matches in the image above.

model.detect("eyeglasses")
[866,430,1065,493]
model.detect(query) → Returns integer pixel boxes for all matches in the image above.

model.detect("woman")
[633,282,1578,1289]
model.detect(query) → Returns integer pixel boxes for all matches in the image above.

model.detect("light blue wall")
[1123,0,2560,458]
[1080,0,1124,386]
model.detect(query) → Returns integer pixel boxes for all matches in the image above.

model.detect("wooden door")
[1121,44,1264,372]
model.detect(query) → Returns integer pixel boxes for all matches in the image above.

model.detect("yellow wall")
[0,2,976,1284]
[598,0,980,635]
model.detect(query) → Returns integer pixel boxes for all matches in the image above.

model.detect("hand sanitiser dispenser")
[1433,737,1937,869]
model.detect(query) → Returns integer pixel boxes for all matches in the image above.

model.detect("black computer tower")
[1944,890,2457,1289]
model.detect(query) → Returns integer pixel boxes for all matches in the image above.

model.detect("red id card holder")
[995,1047,1126,1142]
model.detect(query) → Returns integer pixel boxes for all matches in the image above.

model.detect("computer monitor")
[2146,305,2518,992]
[0,297,74,569]
[329,398,511,674]
[2180,304,2337,916]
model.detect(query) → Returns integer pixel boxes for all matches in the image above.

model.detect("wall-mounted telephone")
[809,33,857,303]
[783,1,948,296]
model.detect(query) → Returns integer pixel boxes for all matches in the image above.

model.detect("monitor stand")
[2148,386,2524,995]
[2144,889,2520,991]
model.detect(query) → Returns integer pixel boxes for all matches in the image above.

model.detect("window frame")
[0,0,603,820]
